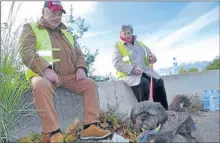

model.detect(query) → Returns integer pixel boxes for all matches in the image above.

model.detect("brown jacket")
[19,22,87,78]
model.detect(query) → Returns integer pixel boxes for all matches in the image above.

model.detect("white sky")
[1,1,97,25]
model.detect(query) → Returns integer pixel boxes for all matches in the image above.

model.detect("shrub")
[0,2,34,142]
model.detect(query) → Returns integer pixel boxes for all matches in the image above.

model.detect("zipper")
[60,34,71,74]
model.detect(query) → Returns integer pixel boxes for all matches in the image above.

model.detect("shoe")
[50,132,64,143]
[80,124,111,140]
[40,132,50,143]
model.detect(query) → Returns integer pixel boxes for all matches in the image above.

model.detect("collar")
[120,35,137,45]
[136,124,161,142]
[37,18,68,32]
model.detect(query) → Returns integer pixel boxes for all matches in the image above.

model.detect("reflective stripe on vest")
[116,41,150,79]
[24,22,75,80]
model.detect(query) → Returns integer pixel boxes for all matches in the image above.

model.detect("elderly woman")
[112,24,168,110]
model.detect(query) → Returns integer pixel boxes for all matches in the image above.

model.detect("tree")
[65,5,109,82]
[205,56,220,70]
[179,67,186,74]
[188,67,199,73]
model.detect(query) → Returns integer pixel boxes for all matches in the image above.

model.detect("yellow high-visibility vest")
[24,22,75,80]
[116,41,150,79]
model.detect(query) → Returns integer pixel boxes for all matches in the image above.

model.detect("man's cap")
[44,1,66,14]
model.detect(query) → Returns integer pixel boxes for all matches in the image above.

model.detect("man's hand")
[43,68,59,83]
[76,68,86,81]
[132,66,143,75]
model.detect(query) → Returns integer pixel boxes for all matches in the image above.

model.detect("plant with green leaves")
[188,67,199,73]
[205,56,220,70]
[0,2,34,142]
[179,67,186,74]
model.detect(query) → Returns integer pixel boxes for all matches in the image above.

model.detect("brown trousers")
[31,74,100,133]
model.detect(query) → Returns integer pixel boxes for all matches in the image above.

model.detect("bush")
[0,2,34,142]
[205,56,220,70]
[0,55,32,142]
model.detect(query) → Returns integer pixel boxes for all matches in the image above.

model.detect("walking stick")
[149,56,154,101]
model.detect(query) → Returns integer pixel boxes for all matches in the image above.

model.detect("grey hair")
[120,24,133,34]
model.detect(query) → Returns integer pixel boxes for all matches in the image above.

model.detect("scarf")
[120,35,135,44]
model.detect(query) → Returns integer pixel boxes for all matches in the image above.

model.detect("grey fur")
[131,99,203,143]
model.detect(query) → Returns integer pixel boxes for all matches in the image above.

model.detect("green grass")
[1,2,35,142]
[0,54,35,143]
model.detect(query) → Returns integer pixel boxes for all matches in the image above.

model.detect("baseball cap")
[44,0,66,14]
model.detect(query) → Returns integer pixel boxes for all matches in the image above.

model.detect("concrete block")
[98,80,137,116]
[9,88,84,141]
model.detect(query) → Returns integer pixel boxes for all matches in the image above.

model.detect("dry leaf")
[19,137,32,143]
[65,118,81,134]
[101,122,109,128]
[124,130,136,142]
[113,124,120,131]
[64,134,78,142]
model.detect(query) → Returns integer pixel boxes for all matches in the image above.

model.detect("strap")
[117,41,131,64]
[61,29,75,48]
[149,56,154,101]
[118,41,128,57]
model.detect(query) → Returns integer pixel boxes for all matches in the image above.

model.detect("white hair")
[120,24,133,34]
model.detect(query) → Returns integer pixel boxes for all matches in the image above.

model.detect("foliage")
[188,67,199,73]
[99,100,139,142]
[0,48,33,143]
[205,56,220,70]
[0,2,34,142]
[179,67,200,74]
[80,45,99,78]
[179,67,187,74]
[65,5,109,82]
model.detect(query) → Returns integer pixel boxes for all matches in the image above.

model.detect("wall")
[162,70,219,103]
[9,70,219,141]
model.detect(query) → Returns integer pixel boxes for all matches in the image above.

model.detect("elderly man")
[19,1,111,142]
[112,24,168,110]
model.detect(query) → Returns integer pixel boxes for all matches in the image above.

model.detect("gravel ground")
[191,111,219,142]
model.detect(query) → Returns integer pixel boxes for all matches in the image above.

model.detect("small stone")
[195,120,200,124]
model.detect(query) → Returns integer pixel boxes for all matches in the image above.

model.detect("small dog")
[131,95,203,143]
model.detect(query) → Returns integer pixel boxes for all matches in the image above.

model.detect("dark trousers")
[131,73,168,110]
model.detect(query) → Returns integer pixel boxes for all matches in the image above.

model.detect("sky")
[1,1,219,76]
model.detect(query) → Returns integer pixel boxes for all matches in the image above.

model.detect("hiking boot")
[80,124,111,140]
[40,133,50,143]
[50,132,63,143]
